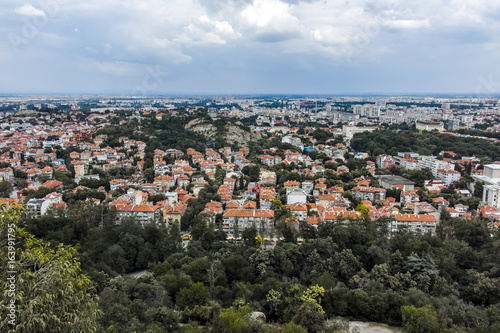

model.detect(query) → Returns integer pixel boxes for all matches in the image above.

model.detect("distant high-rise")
[352,104,380,117]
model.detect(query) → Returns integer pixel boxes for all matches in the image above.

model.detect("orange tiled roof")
[395,214,436,222]
[223,209,274,218]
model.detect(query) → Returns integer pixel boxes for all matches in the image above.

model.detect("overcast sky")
[1,0,500,95]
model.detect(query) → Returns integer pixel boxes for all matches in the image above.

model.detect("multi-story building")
[342,125,377,141]
[376,155,397,169]
[417,156,455,177]
[436,169,461,186]
[115,204,163,225]
[222,209,274,237]
[389,214,437,236]
[473,164,500,208]
[163,201,188,226]
[415,120,444,131]
[352,104,381,117]
[0,167,14,182]
[378,175,416,192]
[351,186,386,202]
[286,202,308,222]
[287,188,307,205]
[26,199,51,218]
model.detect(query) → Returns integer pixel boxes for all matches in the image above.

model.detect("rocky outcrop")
[185,118,261,147]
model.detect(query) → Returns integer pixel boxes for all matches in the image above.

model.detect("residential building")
[221,209,274,237]
[436,169,461,186]
[389,214,437,236]
[115,204,162,225]
[473,164,500,209]
[287,188,307,205]
[342,125,377,141]
[352,186,386,202]
[26,198,51,218]
[378,175,415,191]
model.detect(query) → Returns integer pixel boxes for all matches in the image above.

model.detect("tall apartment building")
[352,104,381,117]
[389,214,437,236]
[417,156,455,177]
[473,164,500,208]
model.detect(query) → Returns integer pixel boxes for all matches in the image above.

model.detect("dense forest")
[3,202,500,332]
[350,128,500,160]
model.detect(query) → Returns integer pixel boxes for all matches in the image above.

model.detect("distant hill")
[185,118,261,147]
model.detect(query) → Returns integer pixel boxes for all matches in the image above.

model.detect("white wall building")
[352,104,381,117]
[436,169,461,186]
[287,188,307,205]
[474,164,500,208]
[417,156,455,177]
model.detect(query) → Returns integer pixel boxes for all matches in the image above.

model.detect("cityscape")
[1,93,500,332]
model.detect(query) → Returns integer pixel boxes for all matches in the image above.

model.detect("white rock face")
[185,119,261,147]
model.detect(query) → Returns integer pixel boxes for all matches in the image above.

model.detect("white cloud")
[89,61,136,76]
[385,19,431,30]
[14,4,46,16]
[241,0,303,41]
[178,15,241,46]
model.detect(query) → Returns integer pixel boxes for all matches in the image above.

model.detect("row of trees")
[351,128,500,160]
[6,196,500,332]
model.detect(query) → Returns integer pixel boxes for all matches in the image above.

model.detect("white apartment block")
[342,125,377,141]
[436,169,461,186]
[473,164,500,209]
[417,156,455,177]
[352,104,381,117]
[389,214,437,236]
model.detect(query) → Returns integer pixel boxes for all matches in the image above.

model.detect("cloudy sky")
[1,0,500,95]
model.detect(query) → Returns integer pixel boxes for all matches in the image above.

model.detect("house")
[10,159,21,167]
[260,187,276,209]
[317,194,340,208]
[0,168,14,181]
[446,208,460,218]
[41,180,63,190]
[70,151,80,160]
[109,179,127,191]
[154,175,176,192]
[163,201,188,226]
[284,181,301,194]
[302,180,314,194]
[192,180,209,195]
[424,179,446,193]
[432,197,450,209]
[177,175,190,188]
[400,191,420,205]
[259,170,277,185]
[286,202,308,222]
[44,192,63,205]
[327,187,344,198]
[39,166,53,178]
[142,183,158,194]
[43,135,61,148]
